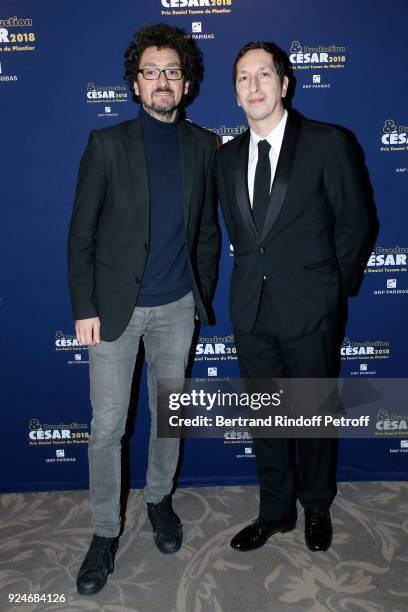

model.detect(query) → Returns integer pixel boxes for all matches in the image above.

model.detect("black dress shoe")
[304,508,333,552]
[76,534,119,595]
[147,495,183,554]
[231,516,297,552]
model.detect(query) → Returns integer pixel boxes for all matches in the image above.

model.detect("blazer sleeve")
[323,129,372,296]
[196,136,221,306]
[67,130,107,320]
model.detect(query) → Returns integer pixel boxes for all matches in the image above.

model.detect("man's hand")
[75,317,101,346]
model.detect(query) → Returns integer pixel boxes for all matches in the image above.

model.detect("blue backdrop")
[1,0,407,492]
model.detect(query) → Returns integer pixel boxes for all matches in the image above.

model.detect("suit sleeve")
[216,148,235,245]
[196,136,221,307]
[67,130,106,320]
[323,129,372,296]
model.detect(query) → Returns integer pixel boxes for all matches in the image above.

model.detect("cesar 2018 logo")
[289,40,346,68]
[381,119,408,147]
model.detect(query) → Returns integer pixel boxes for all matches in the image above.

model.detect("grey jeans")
[87,291,195,537]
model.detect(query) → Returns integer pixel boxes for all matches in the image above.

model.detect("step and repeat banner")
[1,0,407,492]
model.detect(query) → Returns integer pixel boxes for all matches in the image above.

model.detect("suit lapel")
[178,121,196,231]
[126,119,149,238]
[260,112,301,242]
[234,130,259,243]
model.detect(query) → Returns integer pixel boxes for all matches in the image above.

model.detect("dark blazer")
[68,117,220,341]
[217,111,371,337]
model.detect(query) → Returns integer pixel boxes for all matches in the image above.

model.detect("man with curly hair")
[68,23,220,595]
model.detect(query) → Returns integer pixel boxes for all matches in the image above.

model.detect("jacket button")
[135,277,141,284]
[259,247,266,254]
[144,243,148,251]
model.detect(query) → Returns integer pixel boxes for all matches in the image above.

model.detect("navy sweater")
[137,107,191,306]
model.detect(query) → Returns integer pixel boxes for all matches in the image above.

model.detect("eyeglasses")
[137,68,184,81]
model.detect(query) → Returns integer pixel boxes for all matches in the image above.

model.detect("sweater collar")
[138,105,180,132]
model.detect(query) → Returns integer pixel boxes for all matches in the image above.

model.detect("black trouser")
[234,286,340,520]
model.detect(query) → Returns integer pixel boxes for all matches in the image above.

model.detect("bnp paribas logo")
[0,60,18,82]
[189,20,215,40]
[380,119,408,151]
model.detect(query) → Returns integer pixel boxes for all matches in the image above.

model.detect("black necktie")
[252,139,271,233]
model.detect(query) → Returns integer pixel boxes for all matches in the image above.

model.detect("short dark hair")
[124,23,204,106]
[232,41,289,89]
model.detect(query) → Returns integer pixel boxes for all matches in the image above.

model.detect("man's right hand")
[75,317,101,346]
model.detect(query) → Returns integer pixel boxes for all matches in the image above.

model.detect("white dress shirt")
[247,109,288,207]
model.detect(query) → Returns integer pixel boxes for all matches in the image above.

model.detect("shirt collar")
[249,109,288,157]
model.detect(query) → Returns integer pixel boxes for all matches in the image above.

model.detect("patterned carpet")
[0,483,407,612]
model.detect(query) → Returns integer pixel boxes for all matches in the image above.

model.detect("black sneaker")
[147,495,183,554]
[76,534,119,595]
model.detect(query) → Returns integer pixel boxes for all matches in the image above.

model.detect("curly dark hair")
[124,23,204,106]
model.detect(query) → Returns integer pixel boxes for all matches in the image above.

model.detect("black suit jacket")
[68,117,220,341]
[217,111,371,337]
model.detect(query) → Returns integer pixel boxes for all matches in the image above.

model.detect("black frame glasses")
[137,68,184,81]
